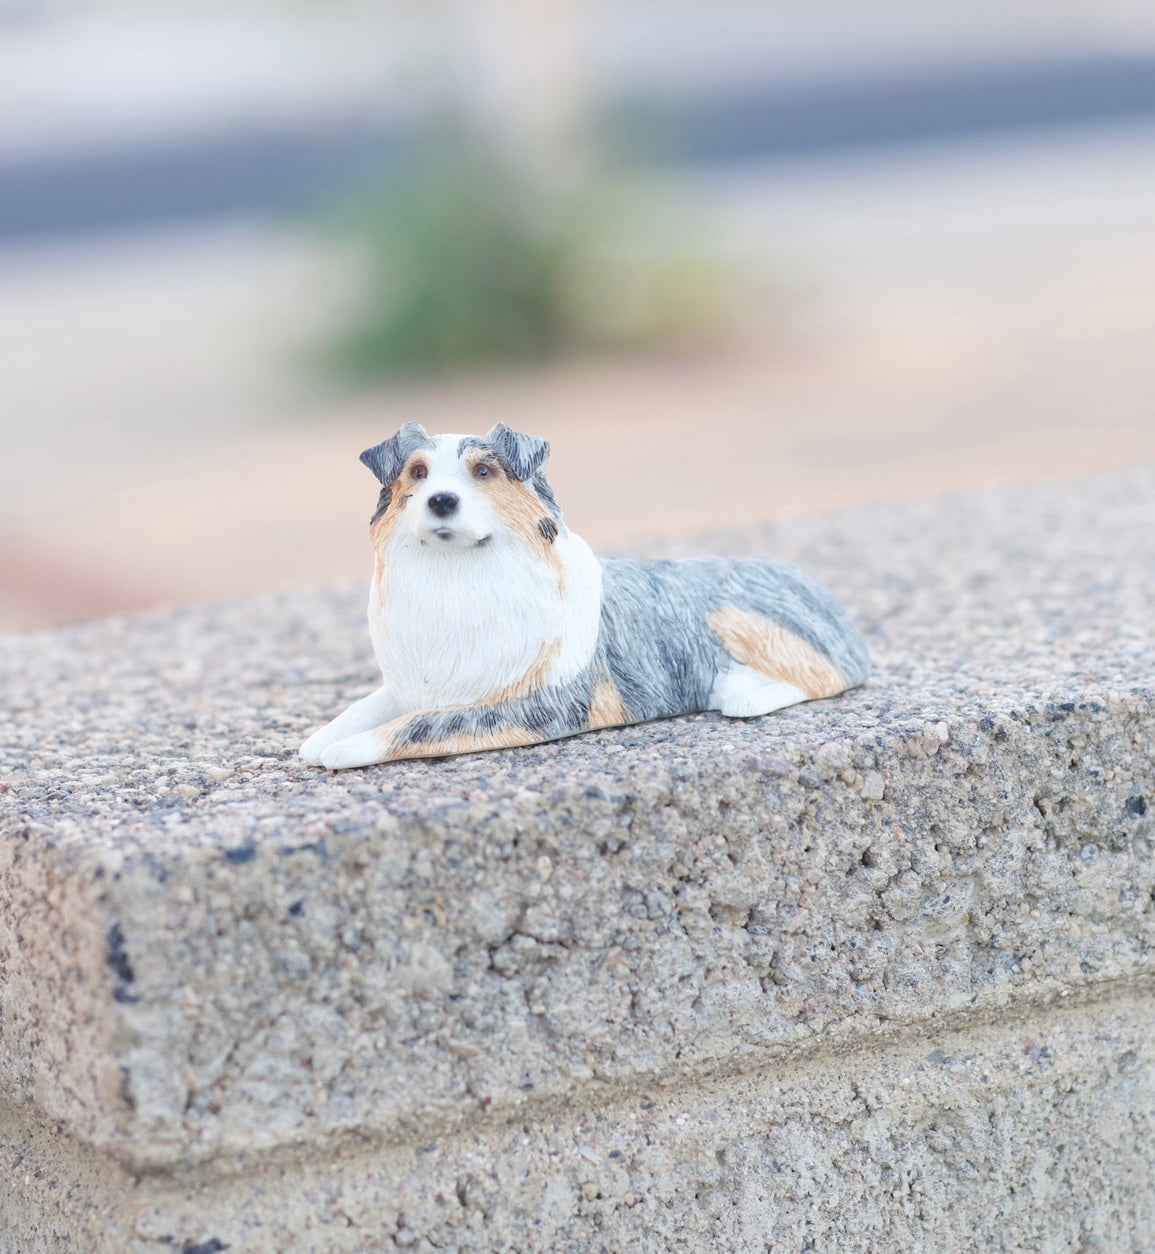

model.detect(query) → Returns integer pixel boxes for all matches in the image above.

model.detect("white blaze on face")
[405,433,497,548]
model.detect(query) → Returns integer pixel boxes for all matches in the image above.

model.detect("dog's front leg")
[318,708,537,770]
[317,685,588,770]
[299,686,403,766]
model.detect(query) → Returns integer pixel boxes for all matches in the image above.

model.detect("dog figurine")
[300,423,869,769]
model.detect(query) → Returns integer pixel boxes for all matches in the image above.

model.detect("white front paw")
[299,728,336,766]
[320,732,388,771]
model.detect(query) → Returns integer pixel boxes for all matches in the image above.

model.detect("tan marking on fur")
[587,671,629,730]
[376,717,536,762]
[709,607,848,700]
[467,451,567,595]
[486,637,562,705]
[369,455,425,604]
[368,498,396,607]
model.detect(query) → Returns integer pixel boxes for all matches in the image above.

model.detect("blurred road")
[0,124,400,244]
[4,55,1155,242]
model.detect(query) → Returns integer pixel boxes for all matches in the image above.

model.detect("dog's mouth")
[421,528,492,547]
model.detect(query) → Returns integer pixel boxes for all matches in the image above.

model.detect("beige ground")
[3,124,1155,630]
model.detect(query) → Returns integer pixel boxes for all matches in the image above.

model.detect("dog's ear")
[486,423,550,482]
[359,422,431,485]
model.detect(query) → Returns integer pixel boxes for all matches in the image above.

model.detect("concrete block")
[2,466,1153,1250]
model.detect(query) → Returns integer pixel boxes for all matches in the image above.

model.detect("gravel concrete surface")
[1,465,1153,1250]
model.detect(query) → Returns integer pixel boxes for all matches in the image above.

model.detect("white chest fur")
[369,529,602,713]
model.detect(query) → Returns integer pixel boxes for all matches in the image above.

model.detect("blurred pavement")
[2,2,1155,629]
[4,121,1155,628]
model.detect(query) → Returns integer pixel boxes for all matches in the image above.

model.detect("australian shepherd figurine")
[300,423,869,769]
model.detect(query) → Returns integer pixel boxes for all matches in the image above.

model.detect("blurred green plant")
[316,142,739,381]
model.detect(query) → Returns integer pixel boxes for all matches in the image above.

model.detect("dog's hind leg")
[710,663,808,718]
[299,686,402,765]
[708,607,852,714]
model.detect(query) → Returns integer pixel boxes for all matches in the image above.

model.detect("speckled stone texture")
[1,466,1153,1252]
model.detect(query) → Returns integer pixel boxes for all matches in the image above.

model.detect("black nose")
[427,492,459,518]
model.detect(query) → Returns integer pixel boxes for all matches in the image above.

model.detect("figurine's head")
[359,423,563,555]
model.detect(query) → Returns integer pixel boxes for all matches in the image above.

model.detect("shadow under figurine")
[300,423,869,769]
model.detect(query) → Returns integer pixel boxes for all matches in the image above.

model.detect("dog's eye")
[410,464,428,480]
[473,463,491,479]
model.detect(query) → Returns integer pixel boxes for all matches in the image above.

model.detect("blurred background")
[3,0,1155,631]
